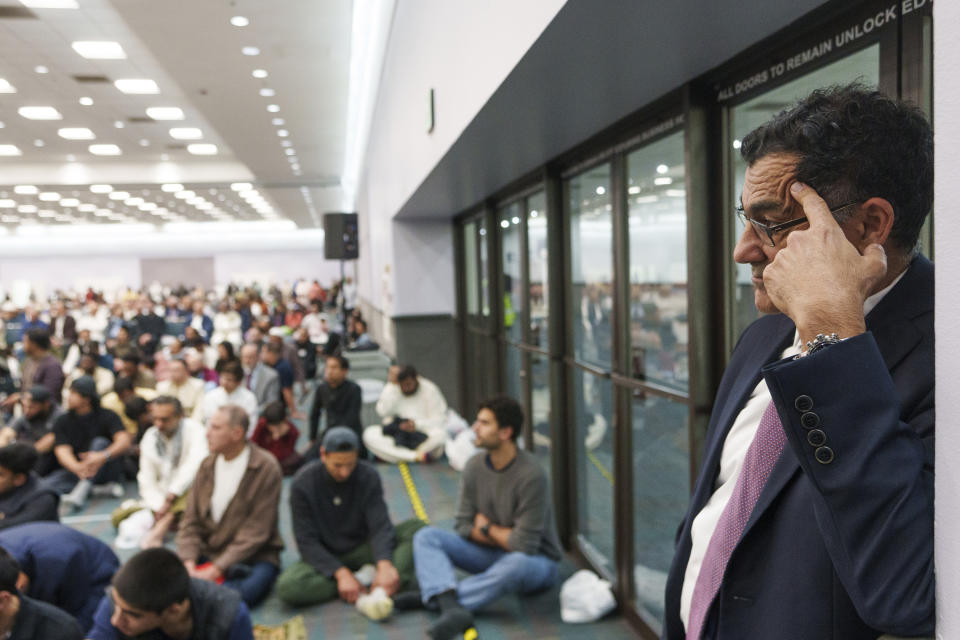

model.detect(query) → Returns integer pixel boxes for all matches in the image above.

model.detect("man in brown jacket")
[175,404,283,606]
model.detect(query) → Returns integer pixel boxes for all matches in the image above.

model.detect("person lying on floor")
[395,395,562,640]
[88,547,253,640]
[276,427,424,620]
[175,405,284,607]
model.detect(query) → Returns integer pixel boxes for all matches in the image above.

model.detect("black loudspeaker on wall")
[323,212,359,260]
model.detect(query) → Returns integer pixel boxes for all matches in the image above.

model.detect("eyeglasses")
[735,201,859,246]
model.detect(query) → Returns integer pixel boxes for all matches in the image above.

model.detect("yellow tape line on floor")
[398,461,430,524]
[587,450,614,486]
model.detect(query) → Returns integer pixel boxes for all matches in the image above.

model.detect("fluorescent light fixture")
[95,209,111,216]
[168,127,202,140]
[241,46,260,56]
[0,200,15,208]
[284,148,295,156]
[34,65,49,74]
[78,204,96,212]
[72,41,126,59]
[231,15,249,27]
[628,186,641,195]
[146,107,184,121]
[276,129,289,137]
[79,96,93,106]
[114,78,159,94]
[0,144,22,156]
[196,202,213,210]
[33,139,44,148]
[20,0,79,7]
[18,106,62,120]
[259,88,275,97]
[57,127,95,140]
[113,121,124,129]
[0,79,16,93]
[90,184,113,194]
[665,189,686,198]
[272,118,285,126]
[187,144,217,155]
[230,183,253,192]
[89,144,121,156]
[654,177,673,186]
[124,197,144,206]
[281,140,292,147]
[59,198,79,207]
[14,185,38,195]
[37,210,55,217]
[38,192,61,201]
[17,205,37,213]
[138,139,150,147]
[252,69,268,79]
[138,202,157,211]
[108,191,130,200]
[266,104,279,113]
[161,184,183,192]
[174,190,195,199]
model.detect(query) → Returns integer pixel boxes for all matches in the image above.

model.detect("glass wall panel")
[478,219,491,317]
[574,369,615,571]
[632,393,690,632]
[504,345,523,410]
[626,131,688,392]
[527,191,549,350]
[464,221,479,316]
[530,351,551,477]
[728,45,880,341]
[499,202,524,342]
[569,165,613,369]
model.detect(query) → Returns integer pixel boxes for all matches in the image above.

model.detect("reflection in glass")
[569,164,613,368]
[626,131,688,392]
[478,219,490,316]
[530,352,551,478]
[504,345,523,414]
[728,45,879,341]
[632,394,689,632]
[527,191,549,350]
[574,369,614,570]
[464,221,478,315]
[500,202,524,342]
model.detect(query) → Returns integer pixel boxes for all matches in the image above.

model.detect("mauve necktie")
[686,400,786,640]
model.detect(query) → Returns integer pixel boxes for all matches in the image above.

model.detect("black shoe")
[427,607,473,640]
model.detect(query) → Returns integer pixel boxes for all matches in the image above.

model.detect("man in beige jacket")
[175,404,283,607]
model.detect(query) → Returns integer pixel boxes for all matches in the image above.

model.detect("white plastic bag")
[115,507,155,549]
[444,428,479,472]
[560,569,617,623]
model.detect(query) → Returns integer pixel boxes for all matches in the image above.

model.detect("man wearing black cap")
[0,444,58,529]
[275,426,424,619]
[47,376,132,509]
[0,387,63,475]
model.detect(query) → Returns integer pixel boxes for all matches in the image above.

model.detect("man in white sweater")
[364,365,447,463]
[137,396,208,548]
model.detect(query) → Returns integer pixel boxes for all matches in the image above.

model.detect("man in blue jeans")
[405,396,562,640]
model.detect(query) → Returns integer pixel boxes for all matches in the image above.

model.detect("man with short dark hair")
[239,343,279,414]
[0,546,82,640]
[118,352,156,390]
[63,343,114,403]
[176,405,283,606]
[276,427,423,619]
[134,299,165,355]
[259,342,297,416]
[367,364,448,463]
[0,444,58,529]
[201,361,258,428]
[0,387,63,475]
[663,85,935,639]
[0,329,65,412]
[308,355,364,458]
[406,396,561,639]
[88,547,253,640]
[101,375,158,437]
[0,521,119,630]
[157,358,205,420]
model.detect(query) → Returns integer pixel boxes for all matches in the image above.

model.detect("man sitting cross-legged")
[175,405,284,607]
[275,427,424,620]
[88,547,253,640]
[400,396,562,640]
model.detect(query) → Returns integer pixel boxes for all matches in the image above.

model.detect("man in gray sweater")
[406,396,561,640]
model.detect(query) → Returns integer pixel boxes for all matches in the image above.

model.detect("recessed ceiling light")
[0,122,4,128]
[38,192,61,202]
[161,184,183,193]
[169,127,202,140]
[139,202,157,211]
[259,88,275,97]
[0,79,16,94]
[34,65,49,74]
[174,190,195,199]
[145,107,184,121]
[20,0,79,7]
[241,46,260,56]
[196,202,213,210]
[60,198,79,207]
[0,200,15,208]
[277,129,289,137]
[187,144,217,155]
[252,69,268,79]
[114,78,159,94]
[281,140,292,147]
[654,177,673,186]
[72,41,126,59]
[108,191,129,200]
[284,148,295,156]
[58,127,95,140]
[0,145,22,156]
[79,96,94,106]
[124,197,144,206]
[89,144,122,156]
[138,139,150,147]
[33,139,45,148]
[18,205,37,214]
[78,204,96,212]
[18,106,62,120]
[230,183,253,192]
[90,184,113,194]
[14,186,38,195]
[266,104,279,113]
[656,164,669,174]
[231,15,249,27]
[113,121,125,129]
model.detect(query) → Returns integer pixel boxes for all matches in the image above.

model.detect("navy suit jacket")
[663,256,934,639]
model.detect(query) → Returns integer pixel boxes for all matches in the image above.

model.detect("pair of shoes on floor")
[90,482,125,498]
[356,586,394,621]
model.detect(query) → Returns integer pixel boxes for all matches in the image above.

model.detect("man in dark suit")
[664,84,934,639]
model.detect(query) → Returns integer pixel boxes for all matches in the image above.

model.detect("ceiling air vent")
[72,75,111,84]
[127,117,153,123]
[0,6,36,18]
[166,144,186,150]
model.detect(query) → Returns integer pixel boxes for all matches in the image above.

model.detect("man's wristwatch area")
[797,333,843,359]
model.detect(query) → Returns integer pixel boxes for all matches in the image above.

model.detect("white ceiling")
[0,0,354,229]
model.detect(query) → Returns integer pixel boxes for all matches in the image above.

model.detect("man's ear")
[161,598,190,622]
[854,197,895,250]
[12,473,26,488]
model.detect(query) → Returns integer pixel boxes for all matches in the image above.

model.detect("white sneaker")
[91,482,124,498]
[356,587,393,621]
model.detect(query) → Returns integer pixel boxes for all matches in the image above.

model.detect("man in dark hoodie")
[0,444,58,529]
[0,546,83,640]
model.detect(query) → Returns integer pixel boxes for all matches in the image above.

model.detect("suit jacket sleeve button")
[794,395,814,412]
[807,429,827,447]
[800,411,820,429]
[814,446,835,464]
